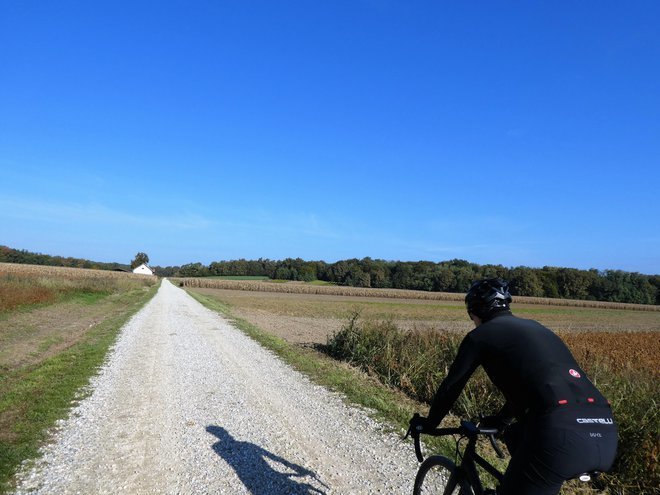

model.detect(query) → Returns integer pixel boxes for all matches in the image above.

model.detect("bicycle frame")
[408,419,506,495]
[408,417,602,495]
[454,433,504,495]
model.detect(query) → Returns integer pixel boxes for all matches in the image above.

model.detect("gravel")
[12,280,418,494]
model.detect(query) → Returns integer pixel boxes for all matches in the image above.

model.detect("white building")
[132,263,155,276]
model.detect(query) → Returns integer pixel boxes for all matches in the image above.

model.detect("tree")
[130,252,150,269]
[554,268,595,300]
[509,267,544,297]
[177,262,209,277]
[432,267,455,292]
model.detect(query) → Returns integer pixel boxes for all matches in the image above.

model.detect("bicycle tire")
[413,455,473,495]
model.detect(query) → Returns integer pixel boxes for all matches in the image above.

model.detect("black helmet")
[465,278,512,320]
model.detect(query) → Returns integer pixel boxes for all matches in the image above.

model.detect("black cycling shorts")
[498,407,617,495]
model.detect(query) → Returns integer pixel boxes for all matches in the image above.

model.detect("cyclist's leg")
[497,427,566,495]
[501,421,523,454]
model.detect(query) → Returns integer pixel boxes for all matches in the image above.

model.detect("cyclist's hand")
[409,414,431,434]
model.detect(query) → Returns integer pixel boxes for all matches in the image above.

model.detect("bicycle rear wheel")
[413,455,473,495]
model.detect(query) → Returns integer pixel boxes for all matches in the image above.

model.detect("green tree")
[432,267,455,292]
[555,268,596,299]
[539,267,560,298]
[649,276,660,305]
[391,263,414,289]
[130,252,150,269]
[177,262,208,277]
[510,267,544,297]
[368,262,391,288]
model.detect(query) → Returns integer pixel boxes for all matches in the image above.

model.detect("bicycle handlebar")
[406,417,506,462]
[410,426,462,462]
[461,420,506,459]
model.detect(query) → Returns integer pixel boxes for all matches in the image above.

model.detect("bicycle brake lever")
[488,434,506,459]
[405,413,420,440]
[414,434,424,463]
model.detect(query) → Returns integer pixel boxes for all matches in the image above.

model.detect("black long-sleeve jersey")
[427,311,609,426]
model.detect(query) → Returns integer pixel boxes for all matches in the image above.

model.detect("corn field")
[174,277,660,312]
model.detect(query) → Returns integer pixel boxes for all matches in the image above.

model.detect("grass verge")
[0,283,159,493]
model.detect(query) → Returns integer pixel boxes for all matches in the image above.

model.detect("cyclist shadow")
[206,425,328,495]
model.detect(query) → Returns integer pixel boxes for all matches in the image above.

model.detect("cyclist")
[410,278,618,495]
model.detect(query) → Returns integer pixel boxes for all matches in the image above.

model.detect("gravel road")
[13,280,418,494]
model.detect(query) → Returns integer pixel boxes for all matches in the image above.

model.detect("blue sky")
[1,1,658,274]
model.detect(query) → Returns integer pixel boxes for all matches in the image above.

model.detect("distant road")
[13,280,416,494]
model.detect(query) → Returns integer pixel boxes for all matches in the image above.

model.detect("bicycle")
[405,413,601,495]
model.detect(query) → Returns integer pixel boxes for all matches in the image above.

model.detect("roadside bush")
[587,365,659,493]
[326,314,502,418]
[326,316,659,494]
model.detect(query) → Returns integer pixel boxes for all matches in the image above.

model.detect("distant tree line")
[174,257,660,305]
[2,246,658,305]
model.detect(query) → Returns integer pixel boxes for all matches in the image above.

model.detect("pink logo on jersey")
[569,369,581,378]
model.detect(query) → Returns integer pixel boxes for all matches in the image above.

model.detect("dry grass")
[560,331,659,377]
[0,284,56,311]
[0,262,157,312]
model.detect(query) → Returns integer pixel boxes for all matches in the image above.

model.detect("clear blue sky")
[1,1,658,274]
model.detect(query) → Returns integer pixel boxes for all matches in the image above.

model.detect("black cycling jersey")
[426,311,617,494]
[426,311,618,494]
[427,311,610,426]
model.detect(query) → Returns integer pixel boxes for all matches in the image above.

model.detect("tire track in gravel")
[13,280,417,494]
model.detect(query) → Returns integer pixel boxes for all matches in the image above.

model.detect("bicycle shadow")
[206,425,328,495]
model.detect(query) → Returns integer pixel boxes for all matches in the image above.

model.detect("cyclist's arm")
[426,335,480,427]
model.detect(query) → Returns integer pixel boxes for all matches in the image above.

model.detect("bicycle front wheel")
[413,455,473,495]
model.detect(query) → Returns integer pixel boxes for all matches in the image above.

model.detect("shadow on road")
[206,425,328,495]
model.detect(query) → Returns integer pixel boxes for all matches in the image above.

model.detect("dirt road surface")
[13,280,417,494]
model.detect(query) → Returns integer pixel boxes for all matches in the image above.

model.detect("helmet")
[465,278,512,320]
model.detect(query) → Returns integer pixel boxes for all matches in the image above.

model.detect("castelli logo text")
[577,417,614,424]
[569,369,581,378]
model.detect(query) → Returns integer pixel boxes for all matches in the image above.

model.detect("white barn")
[132,263,155,276]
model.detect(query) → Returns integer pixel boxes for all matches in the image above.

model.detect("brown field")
[560,331,659,376]
[0,262,157,312]
[0,262,154,280]
[187,286,660,348]
[0,262,159,367]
